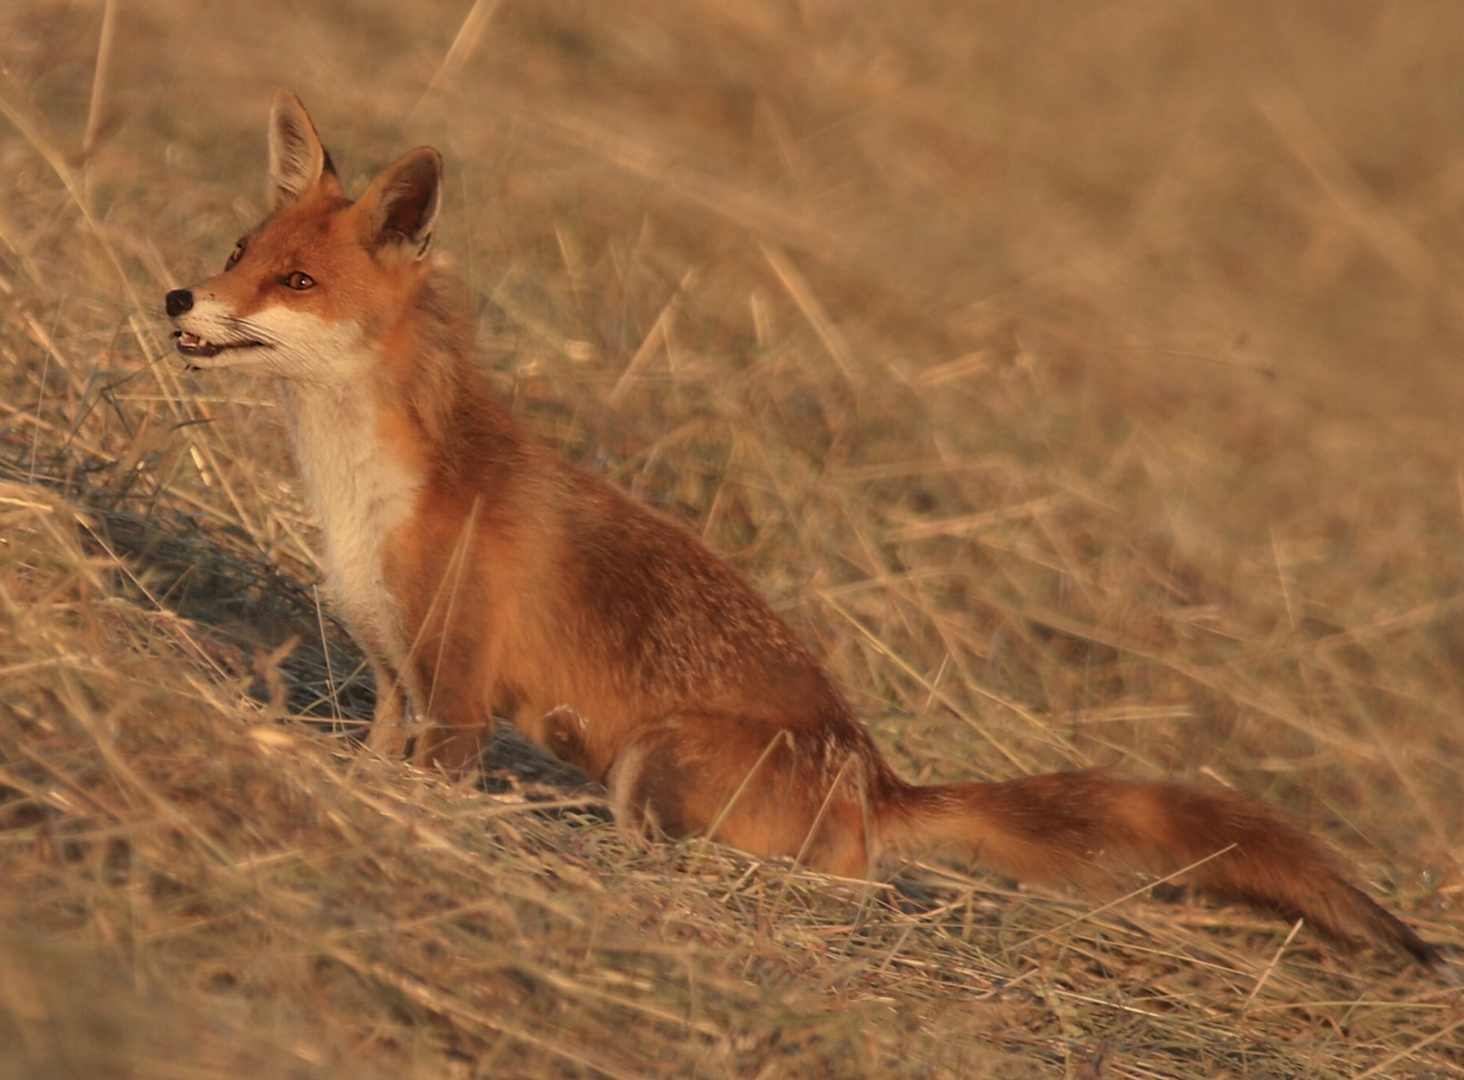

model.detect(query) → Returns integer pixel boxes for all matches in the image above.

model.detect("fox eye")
[283,271,315,291]
[224,240,245,271]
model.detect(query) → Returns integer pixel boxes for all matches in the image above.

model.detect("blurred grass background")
[2,0,1463,1076]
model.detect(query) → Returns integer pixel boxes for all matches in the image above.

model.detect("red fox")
[166,90,1440,967]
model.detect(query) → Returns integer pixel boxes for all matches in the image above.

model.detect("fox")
[165,90,1441,968]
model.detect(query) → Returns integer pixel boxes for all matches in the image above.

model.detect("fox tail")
[877,769,1440,965]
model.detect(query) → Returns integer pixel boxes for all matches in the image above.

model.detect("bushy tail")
[878,769,1440,965]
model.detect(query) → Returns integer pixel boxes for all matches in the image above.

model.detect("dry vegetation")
[3,0,1464,1076]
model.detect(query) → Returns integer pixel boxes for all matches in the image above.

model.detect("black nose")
[165,289,193,317]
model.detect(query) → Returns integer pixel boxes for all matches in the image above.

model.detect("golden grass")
[2,0,1462,1076]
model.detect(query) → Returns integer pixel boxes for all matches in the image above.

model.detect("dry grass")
[3,0,1463,1076]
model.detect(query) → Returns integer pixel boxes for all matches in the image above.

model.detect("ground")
[1,1,1462,1077]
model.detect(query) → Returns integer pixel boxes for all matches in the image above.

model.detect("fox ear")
[359,147,442,262]
[268,90,339,211]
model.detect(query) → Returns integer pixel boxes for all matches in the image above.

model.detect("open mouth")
[173,330,264,359]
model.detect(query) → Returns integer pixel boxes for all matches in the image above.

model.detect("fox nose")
[165,289,194,317]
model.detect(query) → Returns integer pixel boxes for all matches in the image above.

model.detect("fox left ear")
[268,90,340,211]
[360,147,442,263]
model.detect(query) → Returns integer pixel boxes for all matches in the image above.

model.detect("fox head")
[166,90,441,385]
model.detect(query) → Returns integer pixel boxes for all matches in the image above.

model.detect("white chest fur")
[282,381,422,669]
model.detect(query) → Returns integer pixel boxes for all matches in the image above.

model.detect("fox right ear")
[267,90,339,211]
[358,146,442,263]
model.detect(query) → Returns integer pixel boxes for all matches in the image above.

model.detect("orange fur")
[166,91,1441,968]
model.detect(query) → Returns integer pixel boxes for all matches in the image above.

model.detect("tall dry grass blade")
[1242,917,1305,1016]
[761,242,858,384]
[81,0,117,158]
[610,269,696,405]
[411,0,500,121]
[1255,90,1434,288]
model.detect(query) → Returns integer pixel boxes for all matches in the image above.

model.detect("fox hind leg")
[600,714,876,879]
